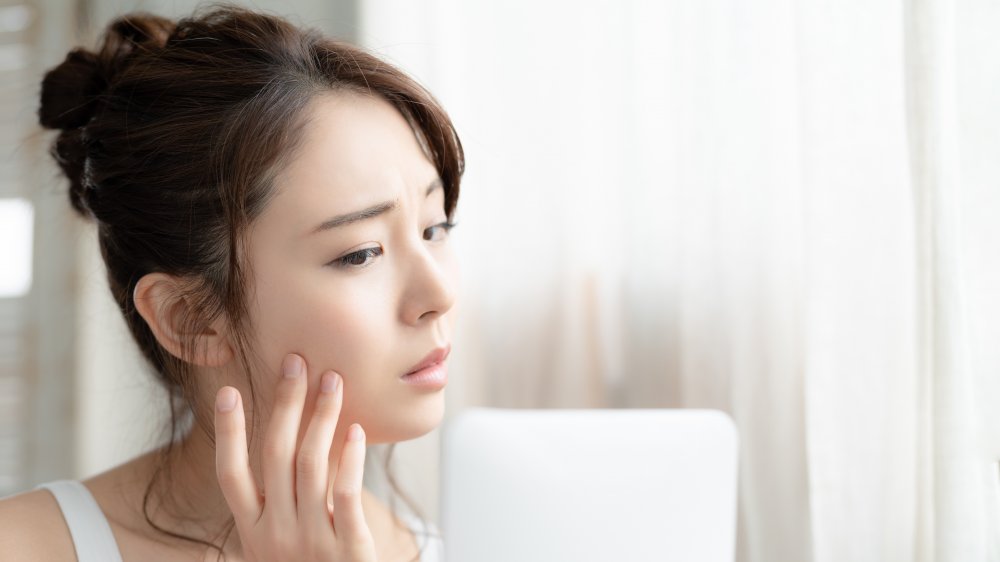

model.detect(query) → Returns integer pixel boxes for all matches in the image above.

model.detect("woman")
[0,4,462,561]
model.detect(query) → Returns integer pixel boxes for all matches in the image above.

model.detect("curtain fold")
[906,0,998,558]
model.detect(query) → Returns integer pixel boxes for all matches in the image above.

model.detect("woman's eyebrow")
[310,177,443,234]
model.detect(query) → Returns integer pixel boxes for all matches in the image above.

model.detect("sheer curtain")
[361,0,1000,560]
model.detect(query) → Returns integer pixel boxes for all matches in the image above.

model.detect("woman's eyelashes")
[329,221,457,270]
[332,246,383,269]
[424,221,457,242]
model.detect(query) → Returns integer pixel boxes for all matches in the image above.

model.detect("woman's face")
[242,91,459,445]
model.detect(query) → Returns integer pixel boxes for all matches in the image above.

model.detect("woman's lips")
[400,344,450,389]
[402,344,451,377]
[400,361,448,388]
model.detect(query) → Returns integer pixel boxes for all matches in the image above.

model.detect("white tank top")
[36,480,123,562]
[37,479,445,561]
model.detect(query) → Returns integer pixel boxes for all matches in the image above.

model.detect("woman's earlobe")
[133,273,234,367]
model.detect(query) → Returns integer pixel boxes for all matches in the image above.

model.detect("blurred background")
[1,0,999,560]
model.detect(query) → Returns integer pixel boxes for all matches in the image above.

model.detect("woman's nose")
[400,242,458,326]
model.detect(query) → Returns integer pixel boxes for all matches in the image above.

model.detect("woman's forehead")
[260,92,440,233]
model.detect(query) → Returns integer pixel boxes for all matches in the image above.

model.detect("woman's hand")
[213,353,377,561]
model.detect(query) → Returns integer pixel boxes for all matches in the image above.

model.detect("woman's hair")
[38,4,463,559]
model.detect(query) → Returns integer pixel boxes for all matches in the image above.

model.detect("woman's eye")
[424,221,457,242]
[332,246,383,269]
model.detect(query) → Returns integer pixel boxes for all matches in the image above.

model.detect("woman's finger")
[260,353,309,521]
[296,371,343,535]
[331,423,371,543]
[214,386,262,529]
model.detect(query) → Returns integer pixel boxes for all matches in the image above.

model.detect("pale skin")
[0,91,459,561]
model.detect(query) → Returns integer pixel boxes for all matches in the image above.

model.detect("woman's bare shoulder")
[0,488,76,560]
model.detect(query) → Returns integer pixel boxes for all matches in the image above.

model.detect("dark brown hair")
[38,4,463,559]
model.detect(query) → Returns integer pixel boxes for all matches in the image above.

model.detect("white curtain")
[360,1,1000,560]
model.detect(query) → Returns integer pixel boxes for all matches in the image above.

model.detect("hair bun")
[38,14,174,131]
[97,14,175,74]
[38,49,103,130]
[38,13,176,218]
[38,48,103,218]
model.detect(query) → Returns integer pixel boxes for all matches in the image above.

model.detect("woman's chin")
[363,393,446,445]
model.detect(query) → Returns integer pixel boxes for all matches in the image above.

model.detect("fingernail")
[217,387,237,413]
[347,423,365,442]
[321,372,340,394]
[283,354,303,379]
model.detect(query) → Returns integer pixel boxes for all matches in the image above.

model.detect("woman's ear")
[133,273,235,367]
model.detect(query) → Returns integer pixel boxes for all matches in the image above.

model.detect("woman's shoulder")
[0,487,76,560]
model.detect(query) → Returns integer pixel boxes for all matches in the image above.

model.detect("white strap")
[397,511,445,561]
[36,480,124,562]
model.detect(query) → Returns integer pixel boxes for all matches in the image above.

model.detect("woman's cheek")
[251,267,391,389]
[281,290,385,377]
